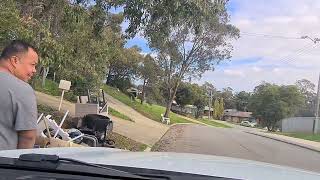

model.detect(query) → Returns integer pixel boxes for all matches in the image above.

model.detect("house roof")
[185,105,197,109]
[224,111,252,118]
[204,106,214,111]
[127,87,138,92]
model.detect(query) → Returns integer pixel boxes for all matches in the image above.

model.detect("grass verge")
[102,85,193,124]
[199,119,232,128]
[109,132,148,151]
[37,104,73,126]
[109,107,134,122]
[274,132,320,142]
[34,78,77,102]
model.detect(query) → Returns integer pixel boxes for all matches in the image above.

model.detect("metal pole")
[58,90,65,111]
[208,90,212,119]
[314,73,320,134]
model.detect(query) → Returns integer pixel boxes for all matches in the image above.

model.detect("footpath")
[247,131,320,152]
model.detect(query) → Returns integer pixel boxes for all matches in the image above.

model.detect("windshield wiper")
[0,153,149,180]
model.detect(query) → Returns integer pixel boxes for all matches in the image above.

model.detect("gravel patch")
[151,124,188,152]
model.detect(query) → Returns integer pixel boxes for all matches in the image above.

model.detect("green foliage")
[218,98,225,119]
[106,76,133,92]
[34,78,77,102]
[235,91,251,111]
[139,54,161,83]
[220,87,235,109]
[295,79,316,116]
[109,1,239,118]
[138,54,162,104]
[0,1,127,95]
[249,83,305,131]
[0,0,30,48]
[106,46,144,91]
[109,0,234,39]
[213,99,219,119]
[103,85,193,124]
[109,107,134,122]
[213,98,224,120]
[190,83,207,118]
[144,82,166,105]
[175,84,194,107]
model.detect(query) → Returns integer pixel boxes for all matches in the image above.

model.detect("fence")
[281,117,315,133]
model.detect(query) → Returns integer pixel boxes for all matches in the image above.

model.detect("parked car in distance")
[240,121,256,127]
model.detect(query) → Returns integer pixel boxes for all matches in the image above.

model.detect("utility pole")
[301,36,320,133]
[314,74,320,134]
[208,90,212,119]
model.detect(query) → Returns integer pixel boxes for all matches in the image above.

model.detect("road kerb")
[246,131,320,153]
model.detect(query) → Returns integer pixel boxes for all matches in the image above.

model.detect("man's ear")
[9,56,19,68]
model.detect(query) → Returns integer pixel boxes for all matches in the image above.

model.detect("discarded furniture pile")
[35,89,115,148]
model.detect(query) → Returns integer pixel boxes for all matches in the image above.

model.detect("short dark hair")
[0,40,38,61]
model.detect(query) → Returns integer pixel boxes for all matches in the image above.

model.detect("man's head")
[0,40,39,82]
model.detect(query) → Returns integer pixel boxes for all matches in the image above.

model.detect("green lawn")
[275,132,320,142]
[102,85,192,124]
[199,119,232,128]
[34,78,77,102]
[109,107,134,122]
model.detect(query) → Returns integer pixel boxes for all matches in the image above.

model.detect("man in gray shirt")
[0,40,39,150]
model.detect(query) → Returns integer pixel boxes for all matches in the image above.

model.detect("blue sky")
[116,0,320,92]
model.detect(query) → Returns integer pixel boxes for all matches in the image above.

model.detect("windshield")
[1,0,320,178]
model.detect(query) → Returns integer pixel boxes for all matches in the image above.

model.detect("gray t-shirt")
[0,72,37,150]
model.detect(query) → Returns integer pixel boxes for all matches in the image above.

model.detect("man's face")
[11,48,39,82]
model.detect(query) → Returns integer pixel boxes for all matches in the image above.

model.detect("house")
[171,104,197,117]
[171,104,214,118]
[126,87,141,98]
[223,109,252,123]
[203,106,214,117]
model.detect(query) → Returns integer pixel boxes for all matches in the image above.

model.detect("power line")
[260,42,313,64]
[279,43,318,64]
[277,43,315,63]
[241,32,303,40]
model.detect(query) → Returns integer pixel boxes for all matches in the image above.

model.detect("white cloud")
[272,68,281,73]
[264,16,294,23]
[197,0,320,91]
[223,69,245,77]
[252,66,262,72]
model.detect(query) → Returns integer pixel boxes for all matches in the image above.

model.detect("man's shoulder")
[0,72,34,95]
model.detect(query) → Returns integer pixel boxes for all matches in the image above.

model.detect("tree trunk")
[42,67,49,88]
[164,81,180,118]
[53,72,56,81]
[141,79,146,104]
[106,68,112,85]
[164,96,175,118]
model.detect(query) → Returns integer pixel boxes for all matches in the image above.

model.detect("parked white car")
[240,121,257,127]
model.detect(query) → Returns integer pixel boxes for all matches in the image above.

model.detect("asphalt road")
[152,124,320,173]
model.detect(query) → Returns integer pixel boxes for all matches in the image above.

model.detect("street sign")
[58,80,71,111]
[59,80,71,91]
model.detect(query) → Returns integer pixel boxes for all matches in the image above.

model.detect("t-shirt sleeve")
[13,87,38,131]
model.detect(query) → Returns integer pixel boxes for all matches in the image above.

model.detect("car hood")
[0,147,319,180]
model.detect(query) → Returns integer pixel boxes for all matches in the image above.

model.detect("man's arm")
[17,130,36,149]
